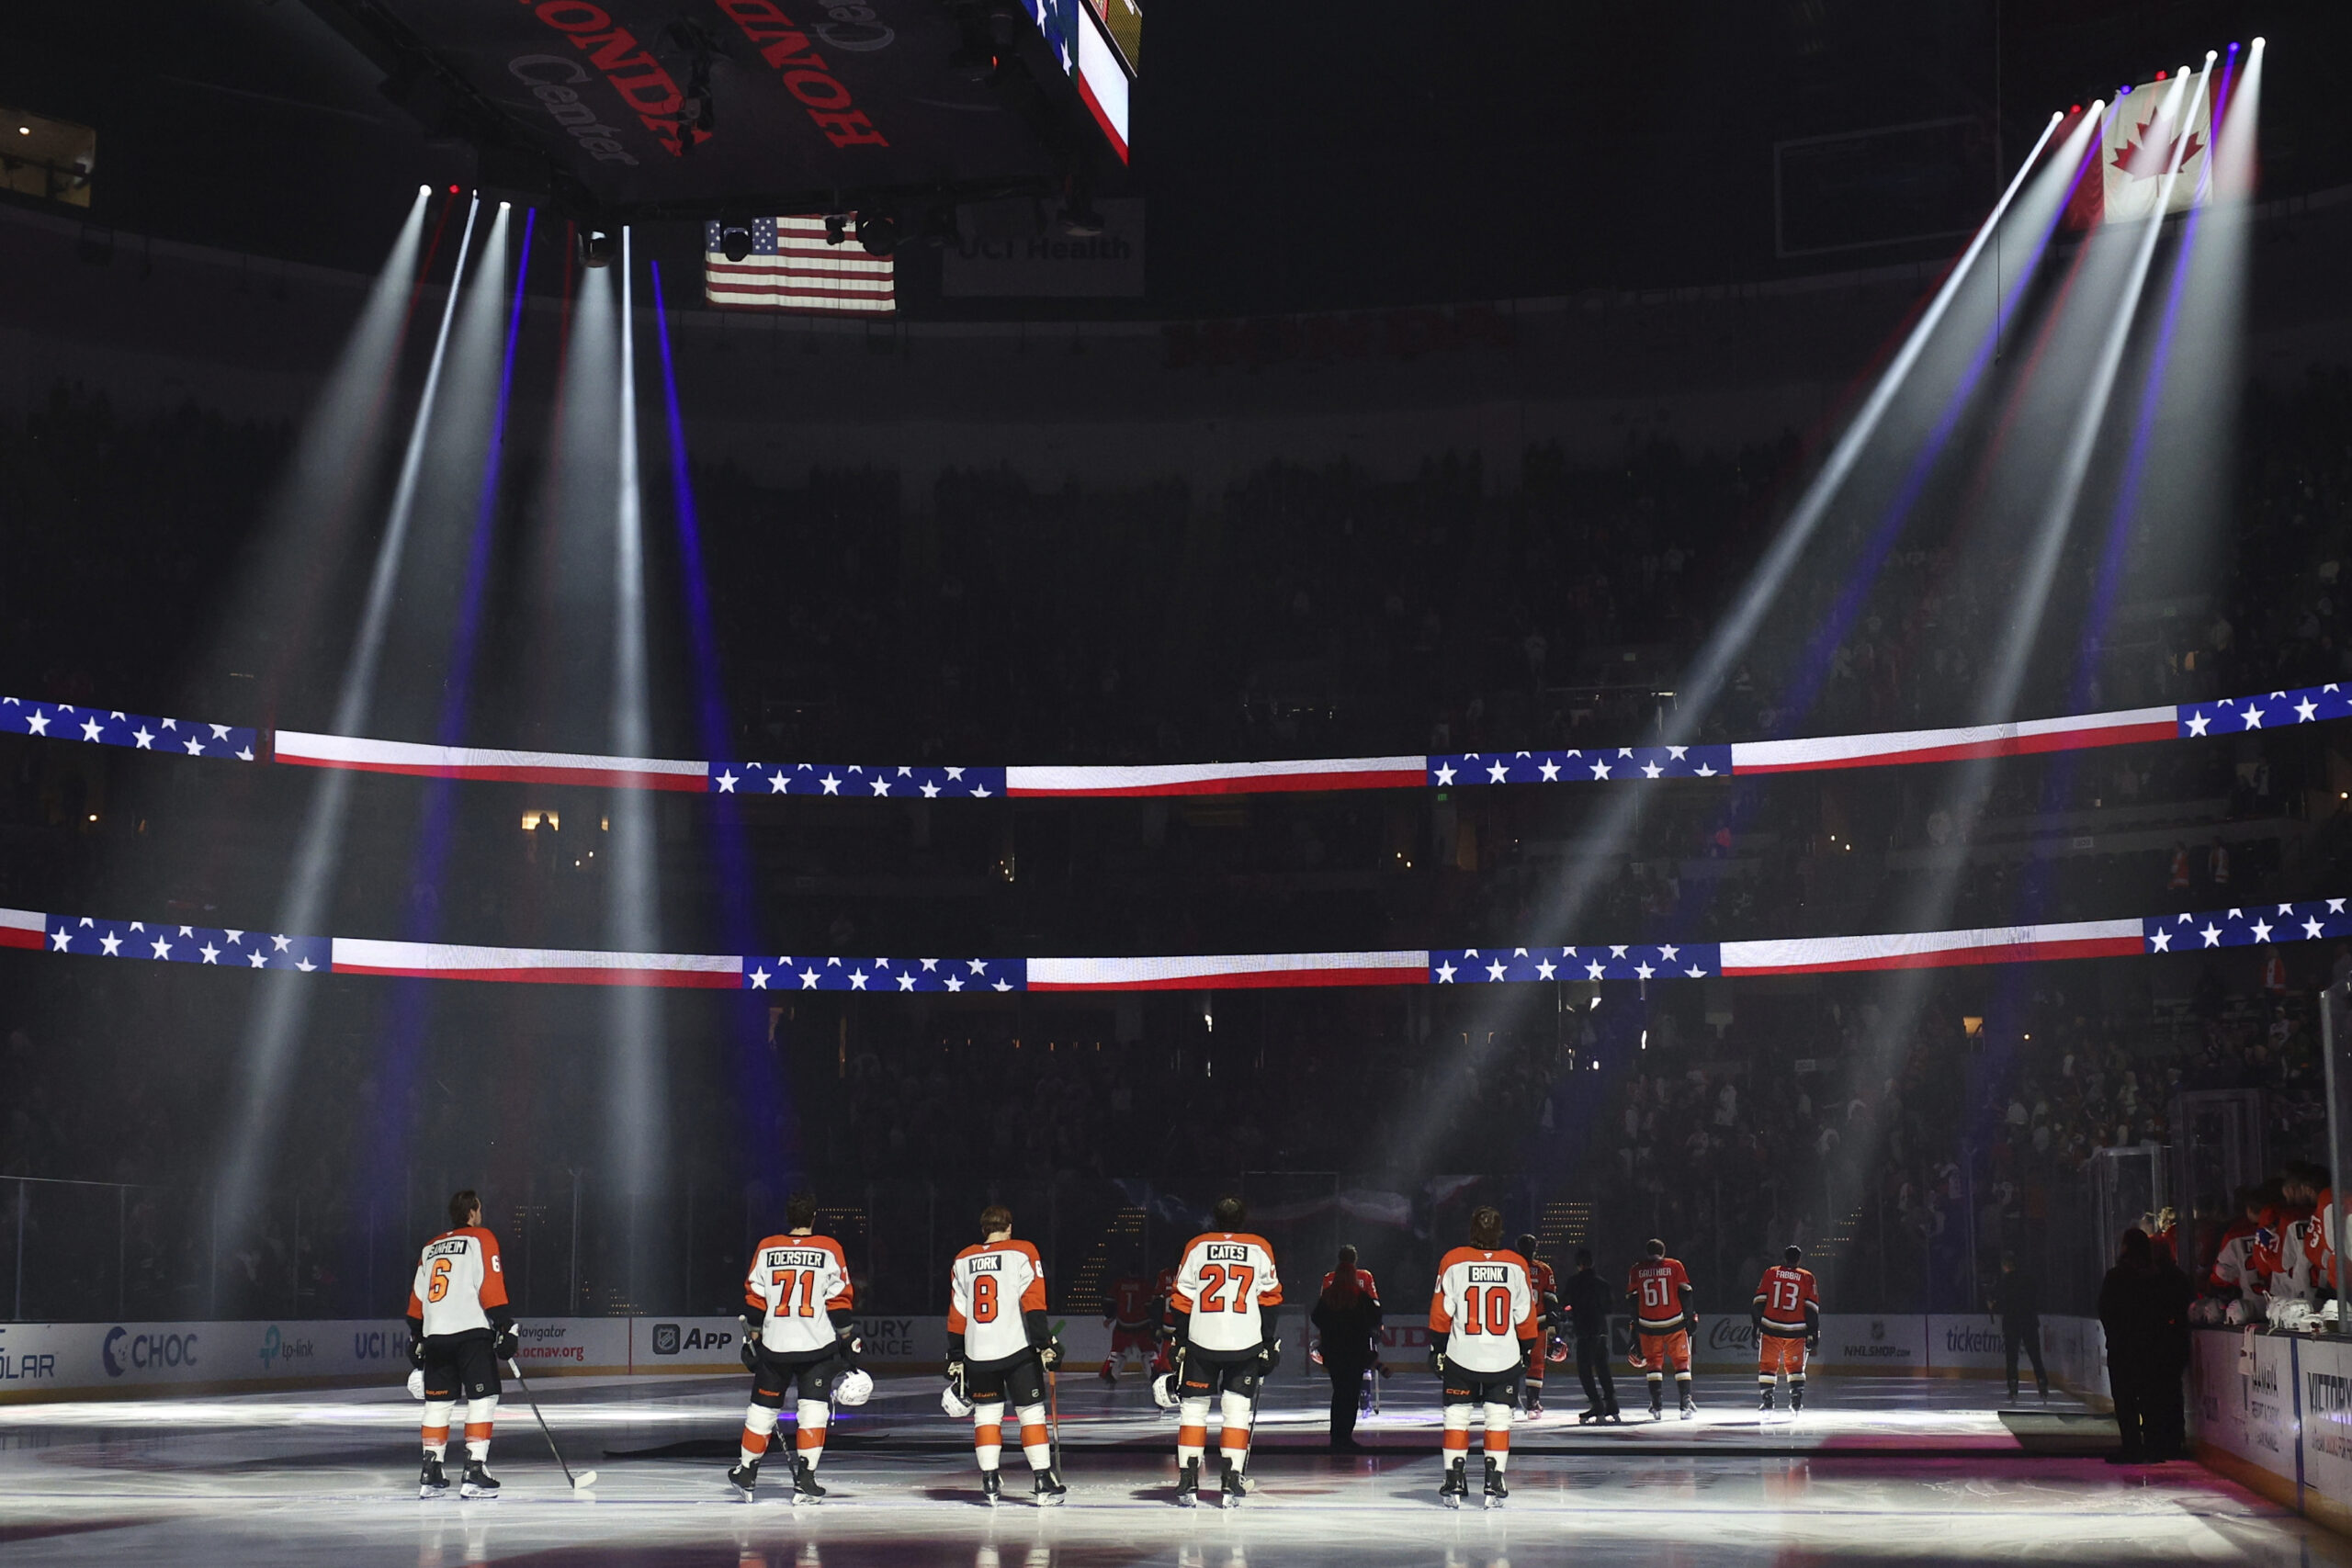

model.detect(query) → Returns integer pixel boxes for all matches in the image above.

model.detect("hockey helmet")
[941,1379,977,1418]
[407,1369,426,1401]
[833,1367,875,1406]
[1151,1371,1181,1411]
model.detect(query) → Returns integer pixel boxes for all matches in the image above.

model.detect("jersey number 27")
[1194,1263,1256,1312]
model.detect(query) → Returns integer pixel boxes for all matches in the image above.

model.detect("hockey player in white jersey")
[729,1193,864,1504]
[406,1190,519,1500]
[1428,1206,1538,1508]
[944,1203,1067,1505]
[1159,1195,1283,1507]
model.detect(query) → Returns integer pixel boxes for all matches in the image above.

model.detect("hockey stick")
[1046,1362,1063,1475]
[506,1359,599,1490]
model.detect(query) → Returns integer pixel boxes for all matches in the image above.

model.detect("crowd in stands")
[3,362,2352,1318]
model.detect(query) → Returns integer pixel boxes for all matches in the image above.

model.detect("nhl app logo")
[652,1324,683,1356]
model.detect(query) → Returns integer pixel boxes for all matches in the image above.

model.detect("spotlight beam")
[1974,70,2208,728]
[214,196,484,1228]
[605,229,666,1215]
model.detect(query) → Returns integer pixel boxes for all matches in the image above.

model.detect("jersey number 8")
[1458,1285,1512,1336]
[971,1275,999,1322]
[426,1258,452,1303]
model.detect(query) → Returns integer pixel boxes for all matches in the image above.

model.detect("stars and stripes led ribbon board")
[3,898,2340,995]
[11,682,2351,800]
[2,697,255,760]
[704,217,895,315]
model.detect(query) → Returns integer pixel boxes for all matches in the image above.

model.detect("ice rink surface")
[1,1371,2342,1567]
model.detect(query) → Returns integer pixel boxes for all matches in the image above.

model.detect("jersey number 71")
[772,1269,822,1316]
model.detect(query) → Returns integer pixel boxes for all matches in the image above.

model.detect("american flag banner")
[20,681,2352,802]
[704,217,896,315]
[4,695,254,761]
[2,897,2342,995]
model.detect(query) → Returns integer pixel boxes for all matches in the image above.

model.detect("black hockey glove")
[945,1359,967,1392]
[492,1325,520,1363]
[740,1325,761,1371]
[1254,1337,1283,1376]
[837,1331,865,1368]
[1428,1346,1448,1377]
[408,1337,426,1371]
[1037,1337,1065,1371]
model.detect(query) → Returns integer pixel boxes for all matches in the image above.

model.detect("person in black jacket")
[2098,1228,2165,1463]
[2147,1238,2196,1460]
[1988,1253,2048,1402]
[1558,1248,1622,1423]
[1310,1245,1383,1451]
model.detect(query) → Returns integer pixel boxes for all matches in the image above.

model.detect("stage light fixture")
[578,228,616,268]
[856,210,899,256]
[719,221,752,262]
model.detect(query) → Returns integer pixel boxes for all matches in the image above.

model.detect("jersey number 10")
[771,1269,823,1316]
[1458,1285,1513,1336]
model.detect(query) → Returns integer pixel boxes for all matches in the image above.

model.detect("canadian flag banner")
[2068,70,2219,227]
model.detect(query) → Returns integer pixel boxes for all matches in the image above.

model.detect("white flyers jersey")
[746,1234,854,1355]
[1172,1232,1283,1353]
[947,1239,1049,1362]
[407,1227,509,1338]
[1430,1247,1537,1375]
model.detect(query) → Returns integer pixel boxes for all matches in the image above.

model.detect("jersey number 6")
[426,1258,452,1303]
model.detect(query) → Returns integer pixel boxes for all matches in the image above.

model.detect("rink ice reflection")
[0,1374,2345,1567]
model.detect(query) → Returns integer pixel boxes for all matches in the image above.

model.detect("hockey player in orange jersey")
[406,1190,518,1500]
[944,1204,1067,1506]
[729,1193,865,1504]
[1626,1237,1698,1420]
[1158,1196,1283,1507]
[1752,1245,1821,1415]
[1429,1208,1539,1508]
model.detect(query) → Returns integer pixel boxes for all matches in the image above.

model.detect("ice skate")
[1175,1457,1201,1507]
[790,1456,827,1505]
[417,1455,449,1500]
[1679,1393,1696,1421]
[1601,1405,1625,1424]
[726,1460,759,1501]
[980,1469,1002,1506]
[458,1460,500,1500]
[1791,1388,1805,1415]
[1577,1403,1605,1425]
[1033,1469,1068,1506]
[1482,1457,1508,1509]
[1523,1395,1544,1418]
[1439,1457,1467,1509]
[1649,1390,1665,1422]
[1219,1462,1248,1507]
[1758,1388,1775,1414]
